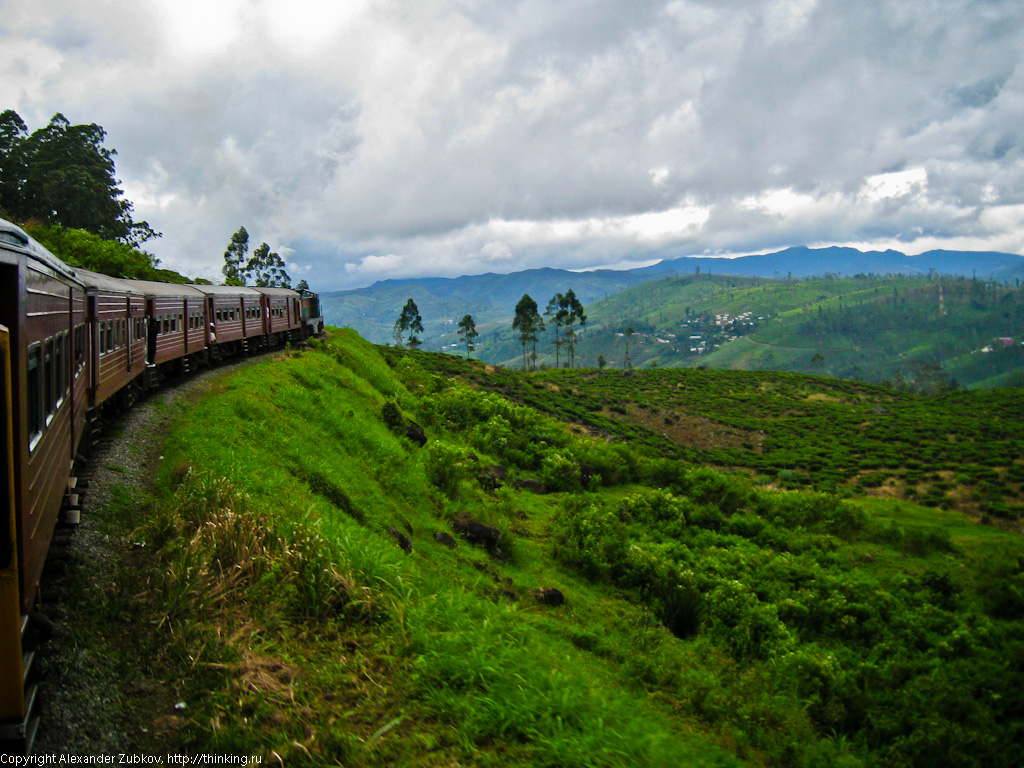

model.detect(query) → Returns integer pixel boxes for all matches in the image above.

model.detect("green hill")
[81,331,1024,766]
[574,274,1024,388]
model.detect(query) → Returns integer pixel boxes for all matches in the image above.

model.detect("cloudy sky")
[2,0,1023,290]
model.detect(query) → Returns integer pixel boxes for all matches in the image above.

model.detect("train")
[0,217,324,752]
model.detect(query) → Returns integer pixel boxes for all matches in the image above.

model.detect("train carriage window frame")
[27,343,42,451]
[74,324,85,376]
[43,338,54,426]
[54,332,64,410]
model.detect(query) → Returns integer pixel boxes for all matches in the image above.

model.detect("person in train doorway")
[147,316,158,366]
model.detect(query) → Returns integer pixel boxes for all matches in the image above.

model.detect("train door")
[0,324,26,725]
[146,299,157,365]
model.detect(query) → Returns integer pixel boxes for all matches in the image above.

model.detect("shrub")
[423,441,470,499]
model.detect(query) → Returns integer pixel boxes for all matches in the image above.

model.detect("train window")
[98,322,106,355]
[44,338,54,424]
[27,344,42,450]
[55,333,64,408]
[163,316,170,334]
[171,316,176,333]
[107,321,114,353]
[74,324,85,376]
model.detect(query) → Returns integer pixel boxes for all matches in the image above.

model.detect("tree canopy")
[0,110,159,247]
[394,298,424,349]
[457,314,478,357]
[513,293,544,370]
[247,241,291,288]
[221,226,292,288]
[25,223,187,282]
[222,226,249,286]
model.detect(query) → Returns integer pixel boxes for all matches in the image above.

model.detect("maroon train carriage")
[74,268,147,414]
[253,287,304,343]
[1,219,84,750]
[192,284,265,359]
[0,221,84,619]
[123,279,209,380]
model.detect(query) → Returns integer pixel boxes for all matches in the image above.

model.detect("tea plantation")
[92,330,1022,766]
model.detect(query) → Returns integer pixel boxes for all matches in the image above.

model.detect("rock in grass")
[389,526,413,554]
[452,517,502,551]
[433,531,458,549]
[534,587,566,606]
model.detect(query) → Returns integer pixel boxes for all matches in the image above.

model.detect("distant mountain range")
[643,245,1024,280]
[319,245,1024,348]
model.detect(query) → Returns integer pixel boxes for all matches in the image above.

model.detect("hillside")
[317,245,1024,360]
[69,331,1024,767]
[318,265,668,348]
[579,274,1024,387]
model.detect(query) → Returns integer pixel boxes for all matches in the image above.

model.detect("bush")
[423,441,469,499]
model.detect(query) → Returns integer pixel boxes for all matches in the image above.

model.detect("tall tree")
[624,326,635,370]
[223,226,249,285]
[512,293,544,371]
[561,289,587,368]
[457,314,478,357]
[0,110,28,218]
[247,242,291,287]
[545,292,568,368]
[394,298,424,348]
[1,111,159,246]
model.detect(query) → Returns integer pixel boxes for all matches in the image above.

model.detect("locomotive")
[0,217,323,751]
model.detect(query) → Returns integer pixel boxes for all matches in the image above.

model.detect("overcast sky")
[2,0,1023,290]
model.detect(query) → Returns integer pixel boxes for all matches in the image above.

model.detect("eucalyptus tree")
[248,242,291,287]
[561,289,587,368]
[394,298,424,348]
[513,294,544,371]
[457,314,479,357]
[545,292,568,367]
[222,226,249,285]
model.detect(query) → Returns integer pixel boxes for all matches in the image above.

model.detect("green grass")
[122,329,1024,767]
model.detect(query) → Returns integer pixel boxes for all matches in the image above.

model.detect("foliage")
[513,293,545,370]
[247,241,291,288]
[24,223,187,281]
[393,298,424,349]
[114,330,1024,767]
[222,225,249,286]
[456,313,478,356]
[0,109,159,246]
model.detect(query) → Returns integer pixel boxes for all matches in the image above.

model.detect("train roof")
[0,217,81,284]
[119,278,209,299]
[73,267,147,295]
[190,284,265,297]
[251,286,300,298]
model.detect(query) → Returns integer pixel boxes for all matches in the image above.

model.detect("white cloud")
[861,168,929,201]
[0,0,1022,289]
